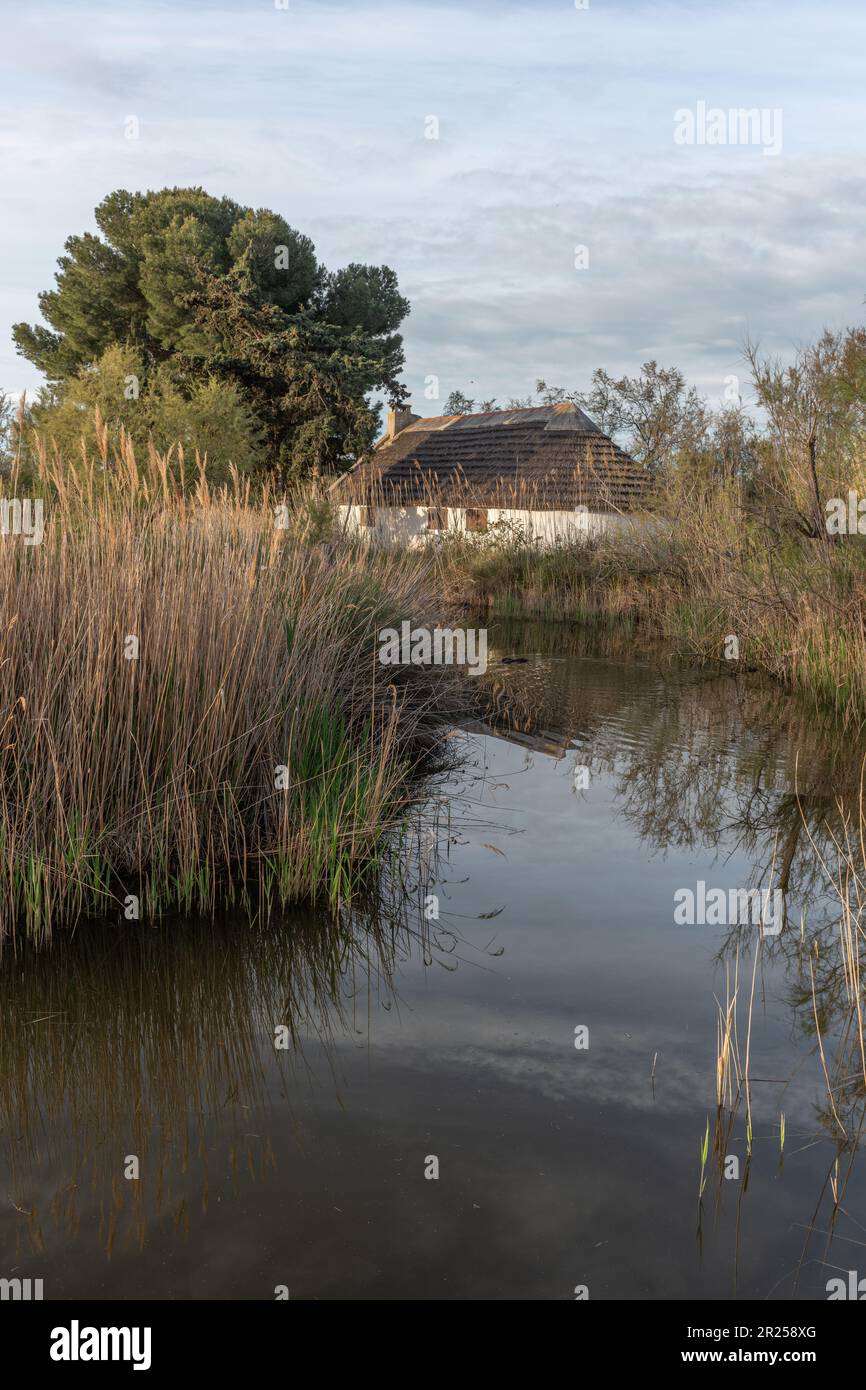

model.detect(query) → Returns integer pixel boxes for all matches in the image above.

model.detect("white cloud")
[2,0,865,412]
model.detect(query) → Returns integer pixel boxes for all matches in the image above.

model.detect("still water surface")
[1,622,863,1299]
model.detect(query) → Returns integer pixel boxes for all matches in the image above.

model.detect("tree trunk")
[807,428,825,540]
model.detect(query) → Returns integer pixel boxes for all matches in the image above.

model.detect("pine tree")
[13,187,410,478]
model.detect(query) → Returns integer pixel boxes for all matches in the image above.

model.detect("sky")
[1,0,864,416]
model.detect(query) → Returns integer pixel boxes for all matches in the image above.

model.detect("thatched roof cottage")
[332,402,651,547]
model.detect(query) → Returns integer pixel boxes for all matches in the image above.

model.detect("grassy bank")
[0,439,469,943]
[428,486,866,727]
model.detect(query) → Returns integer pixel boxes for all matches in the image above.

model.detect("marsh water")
[2,620,865,1301]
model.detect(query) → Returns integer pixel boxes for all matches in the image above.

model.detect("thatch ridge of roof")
[331,402,650,511]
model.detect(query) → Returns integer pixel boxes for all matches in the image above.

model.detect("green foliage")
[746,329,866,536]
[290,492,337,545]
[443,390,498,414]
[576,362,710,473]
[0,392,14,476]
[13,186,410,479]
[28,344,264,482]
[444,389,476,414]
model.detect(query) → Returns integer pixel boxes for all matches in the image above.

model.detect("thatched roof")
[333,403,650,511]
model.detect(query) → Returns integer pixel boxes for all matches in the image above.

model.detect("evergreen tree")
[13,187,410,478]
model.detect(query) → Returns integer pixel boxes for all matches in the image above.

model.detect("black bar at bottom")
[4,1298,853,1374]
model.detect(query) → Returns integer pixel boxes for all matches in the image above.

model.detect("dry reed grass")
[345,468,866,727]
[0,422,471,942]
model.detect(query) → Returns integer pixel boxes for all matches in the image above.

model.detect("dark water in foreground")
[2,622,865,1301]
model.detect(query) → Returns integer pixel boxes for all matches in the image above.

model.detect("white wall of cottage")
[336,504,644,549]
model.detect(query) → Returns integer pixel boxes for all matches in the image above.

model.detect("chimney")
[386,403,419,440]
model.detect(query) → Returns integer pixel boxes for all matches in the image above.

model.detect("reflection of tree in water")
[0,876,445,1262]
[483,619,866,1287]
[486,620,854,893]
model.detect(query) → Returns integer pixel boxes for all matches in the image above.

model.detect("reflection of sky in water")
[1,642,864,1300]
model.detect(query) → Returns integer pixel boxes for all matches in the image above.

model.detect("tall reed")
[0,428,470,941]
